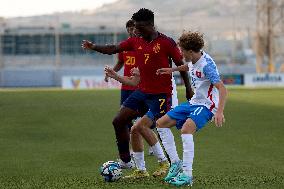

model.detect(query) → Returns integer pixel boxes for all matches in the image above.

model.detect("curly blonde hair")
[178,31,204,52]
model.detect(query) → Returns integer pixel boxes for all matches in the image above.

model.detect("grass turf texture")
[0,88,283,189]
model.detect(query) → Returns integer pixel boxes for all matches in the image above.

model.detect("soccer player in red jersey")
[105,20,152,167]
[82,8,193,178]
[104,20,137,168]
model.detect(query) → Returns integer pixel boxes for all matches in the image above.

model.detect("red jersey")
[118,51,138,90]
[119,33,183,94]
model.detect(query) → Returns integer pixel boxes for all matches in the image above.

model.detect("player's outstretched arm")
[173,64,190,72]
[81,40,120,55]
[104,66,140,86]
[156,63,193,100]
[156,64,189,75]
[213,82,228,127]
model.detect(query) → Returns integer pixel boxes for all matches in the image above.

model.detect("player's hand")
[156,68,173,75]
[131,67,140,76]
[104,65,118,79]
[212,111,225,127]
[81,40,95,50]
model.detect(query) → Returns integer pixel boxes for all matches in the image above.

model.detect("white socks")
[133,131,194,177]
[133,152,146,171]
[157,128,180,163]
[151,142,167,162]
[132,142,166,171]
[182,134,194,177]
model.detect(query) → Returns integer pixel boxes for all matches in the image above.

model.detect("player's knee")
[181,125,196,134]
[112,116,119,127]
[130,125,139,134]
[112,116,125,130]
[156,119,162,128]
[181,119,197,134]
[156,117,169,128]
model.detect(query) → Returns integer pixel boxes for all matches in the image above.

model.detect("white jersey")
[188,52,221,114]
[171,74,178,108]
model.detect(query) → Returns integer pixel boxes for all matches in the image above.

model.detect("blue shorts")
[120,89,135,105]
[123,90,172,122]
[167,102,214,131]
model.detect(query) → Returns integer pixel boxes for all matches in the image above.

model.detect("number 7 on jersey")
[144,54,150,64]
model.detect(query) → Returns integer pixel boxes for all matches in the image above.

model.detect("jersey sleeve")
[118,52,123,62]
[203,63,221,84]
[119,38,135,51]
[166,38,183,64]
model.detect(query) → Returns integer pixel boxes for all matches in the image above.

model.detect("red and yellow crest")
[153,43,160,53]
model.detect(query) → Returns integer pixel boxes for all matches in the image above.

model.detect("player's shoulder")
[202,52,219,73]
[123,50,136,57]
[202,52,216,65]
[122,36,140,43]
[158,32,177,47]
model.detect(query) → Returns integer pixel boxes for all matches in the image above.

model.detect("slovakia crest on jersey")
[196,71,202,78]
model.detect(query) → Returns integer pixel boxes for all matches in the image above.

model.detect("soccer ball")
[100,161,122,182]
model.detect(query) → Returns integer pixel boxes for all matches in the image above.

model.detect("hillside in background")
[4,0,256,36]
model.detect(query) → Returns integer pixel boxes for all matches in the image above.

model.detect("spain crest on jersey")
[153,43,160,53]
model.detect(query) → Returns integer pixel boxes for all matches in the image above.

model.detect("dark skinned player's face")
[134,21,154,39]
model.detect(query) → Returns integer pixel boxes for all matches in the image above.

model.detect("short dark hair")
[126,20,135,28]
[132,8,154,25]
[178,31,204,52]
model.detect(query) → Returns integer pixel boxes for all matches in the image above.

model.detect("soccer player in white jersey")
[156,31,228,186]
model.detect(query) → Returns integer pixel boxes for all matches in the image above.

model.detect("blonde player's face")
[181,48,193,62]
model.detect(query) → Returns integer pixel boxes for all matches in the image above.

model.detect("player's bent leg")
[130,124,144,152]
[112,106,138,166]
[130,124,145,170]
[181,118,197,135]
[134,115,157,145]
[156,114,176,129]
[134,115,170,177]
[124,124,149,179]
[169,119,196,186]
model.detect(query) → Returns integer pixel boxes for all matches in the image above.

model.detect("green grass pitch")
[0,88,283,189]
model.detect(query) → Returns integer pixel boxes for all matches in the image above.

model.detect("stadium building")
[0,26,128,87]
